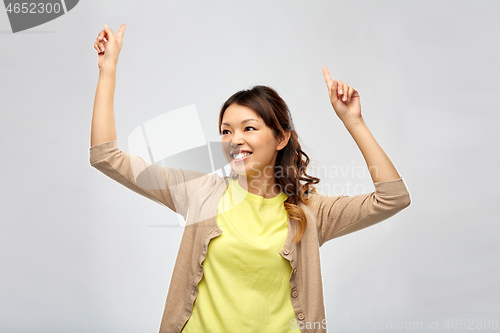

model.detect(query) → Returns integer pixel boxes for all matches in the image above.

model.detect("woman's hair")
[218,85,321,243]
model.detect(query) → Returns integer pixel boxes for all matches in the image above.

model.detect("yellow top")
[181,176,297,332]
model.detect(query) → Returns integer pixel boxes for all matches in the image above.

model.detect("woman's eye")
[222,127,255,135]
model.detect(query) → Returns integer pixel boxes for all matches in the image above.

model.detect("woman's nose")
[231,136,243,147]
[231,139,243,147]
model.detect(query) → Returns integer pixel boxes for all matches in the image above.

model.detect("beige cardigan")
[89,140,411,333]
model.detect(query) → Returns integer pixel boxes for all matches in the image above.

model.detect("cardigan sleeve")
[89,140,213,219]
[310,177,411,247]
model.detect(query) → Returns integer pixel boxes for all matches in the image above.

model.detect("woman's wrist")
[99,64,117,76]
[342,116,365,130]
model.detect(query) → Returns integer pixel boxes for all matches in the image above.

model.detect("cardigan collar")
[203,174,298,261]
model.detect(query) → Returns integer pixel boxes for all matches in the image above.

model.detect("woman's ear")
[278,130,291,150]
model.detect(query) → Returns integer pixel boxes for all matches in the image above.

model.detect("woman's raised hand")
[93,24,126,70]
[322,66,362,124]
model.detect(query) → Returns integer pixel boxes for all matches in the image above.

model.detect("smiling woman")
[89,27,411,331]
[218,86,321,243]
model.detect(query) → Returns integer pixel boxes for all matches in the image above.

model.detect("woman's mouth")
[231,152,252,162]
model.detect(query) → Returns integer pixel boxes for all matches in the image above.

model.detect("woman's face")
[221,103,283,178]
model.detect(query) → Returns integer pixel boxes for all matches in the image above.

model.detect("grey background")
[1,0,499,332]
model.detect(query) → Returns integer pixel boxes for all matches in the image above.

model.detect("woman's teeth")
[232,152,252,159]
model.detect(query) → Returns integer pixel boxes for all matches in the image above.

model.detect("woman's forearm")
[343,117,402,183]
[90,66,117,147]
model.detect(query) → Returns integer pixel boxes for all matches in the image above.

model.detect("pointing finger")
[115,24,126,40]
[322,66,333,92]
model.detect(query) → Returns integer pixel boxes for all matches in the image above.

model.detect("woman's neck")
[237,175,282,199]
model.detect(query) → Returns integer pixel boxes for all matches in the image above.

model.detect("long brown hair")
[218,85,320,243]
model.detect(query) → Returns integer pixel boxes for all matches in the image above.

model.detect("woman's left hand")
[322,66,362,124]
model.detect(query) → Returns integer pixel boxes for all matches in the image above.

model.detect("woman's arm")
[90,24,126,147]
[91,67,117,147]
[322,66,402,183]
[344,117,401,183]
[314,67,410,245]
[88,24,216,222]
[313,116,410,245]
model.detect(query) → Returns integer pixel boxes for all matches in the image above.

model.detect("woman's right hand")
[93,24,126,70]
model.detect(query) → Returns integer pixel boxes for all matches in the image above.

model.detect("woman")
[91,24,411,333]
